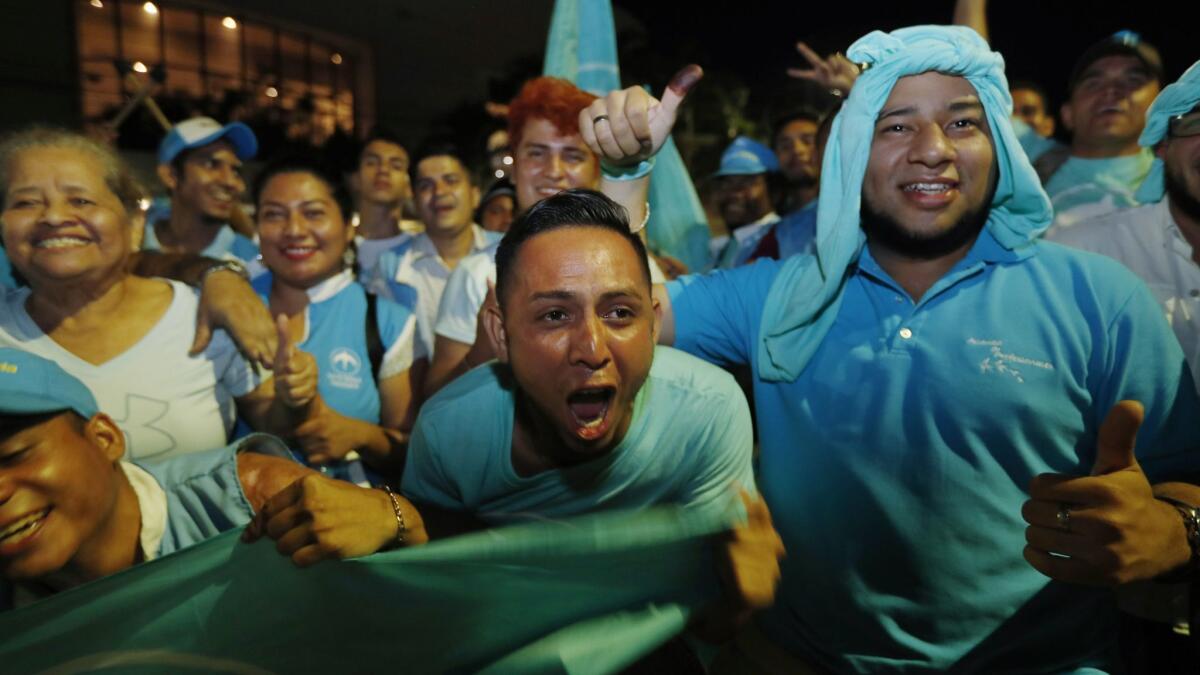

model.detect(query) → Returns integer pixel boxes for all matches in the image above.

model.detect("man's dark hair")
[410,140,474,185]
[1009,79,1050,106]
[771,107,822,144]
[357,126,408,165]
[494,189,650,310]
[253,156,354,222]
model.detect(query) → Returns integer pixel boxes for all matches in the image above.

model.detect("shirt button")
[899,328,913,340]
[1190,289,1199,298]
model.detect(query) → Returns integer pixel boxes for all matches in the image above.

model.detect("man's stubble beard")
[1165,161,1200,225]
[860,174,997,261]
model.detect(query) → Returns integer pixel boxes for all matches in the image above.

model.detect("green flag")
[2,505,730,674]
[542,0,712,271]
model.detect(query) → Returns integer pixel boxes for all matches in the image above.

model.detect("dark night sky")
[611,0,1193,128]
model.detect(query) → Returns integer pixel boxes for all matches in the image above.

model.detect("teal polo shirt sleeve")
[665,259,781,368]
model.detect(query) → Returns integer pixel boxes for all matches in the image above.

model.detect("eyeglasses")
[1168,111,1200,139]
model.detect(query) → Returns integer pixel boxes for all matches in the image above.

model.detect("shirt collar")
[732,212,780,245]
[411,224,490,262]
[305,268,355,303]
[120,461,168,562]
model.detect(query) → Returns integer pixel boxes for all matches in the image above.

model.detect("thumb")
[1091,400,1144,476]
[273,314,293,374]
[656,64,703,120]
[189,308,213,356]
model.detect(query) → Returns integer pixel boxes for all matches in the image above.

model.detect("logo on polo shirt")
[328,348,363,390]
[967,338,1054,384]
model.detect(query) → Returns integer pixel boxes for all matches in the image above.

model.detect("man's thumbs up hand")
[1090,400,1143,476]
[578,65,703,167]
[1021,400,1188,586]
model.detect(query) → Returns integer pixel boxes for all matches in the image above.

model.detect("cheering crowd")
[2,4,1200,673]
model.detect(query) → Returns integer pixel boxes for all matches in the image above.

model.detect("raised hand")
[1021,401,1192,586]
[578,65,703,167]
[787,42,859,97]
[272,314,318,409]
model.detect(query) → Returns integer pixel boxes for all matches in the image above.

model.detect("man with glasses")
[1052,62,1200,395]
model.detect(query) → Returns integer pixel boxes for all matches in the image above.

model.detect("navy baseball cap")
[158,117,258,165]
[0,349,98,420]
[713,136,780,177]
[1068,31,1164,94]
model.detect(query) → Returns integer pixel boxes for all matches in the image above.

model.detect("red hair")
[507,77,597,151]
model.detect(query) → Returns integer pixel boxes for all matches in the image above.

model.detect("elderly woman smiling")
[0,128,303,461]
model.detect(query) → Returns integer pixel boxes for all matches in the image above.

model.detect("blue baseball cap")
[713,136,780,177]
[0,349,98,420]
[158,116,258,165]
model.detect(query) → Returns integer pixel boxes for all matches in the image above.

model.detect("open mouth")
[566,386,615,440]
[0,508,50,548]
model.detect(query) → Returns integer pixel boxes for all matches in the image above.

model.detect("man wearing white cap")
[708,136,781,270]
[1051,62,1200,395]
[145,117,260,270]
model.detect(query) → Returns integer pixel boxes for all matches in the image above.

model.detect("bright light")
[142,2,158,15]
[330,53,343,65]
[265,87,279,98]
[89,0,103,8]
[501,155,513,166]
[132,61,148,73]
[221,16,238,30]
[494,169,504,178]
[137,198,152,211]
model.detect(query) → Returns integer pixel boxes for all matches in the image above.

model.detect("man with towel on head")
[635,26,1200,672]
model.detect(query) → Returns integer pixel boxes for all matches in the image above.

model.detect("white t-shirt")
[365,225,501,357]
[1048,198,1200,394]
[0,280,261,462]
[434,242,668,346]
[354,233,412,282]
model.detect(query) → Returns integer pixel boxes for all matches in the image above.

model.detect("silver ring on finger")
[1056,503,1072,533]
[592,114,610,126]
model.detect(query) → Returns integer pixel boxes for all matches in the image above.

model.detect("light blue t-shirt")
[667,229,1200,673]
[1013,119,1154,233]
[402,346,755,523]
[143,221,261,270]
[251,271,416,426]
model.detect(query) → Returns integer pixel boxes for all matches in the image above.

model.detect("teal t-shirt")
[1043,150,1154,232]
[1012,119,1154,233]
[402,346,755,522]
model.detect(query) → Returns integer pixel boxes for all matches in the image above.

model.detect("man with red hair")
[425,72,698,394]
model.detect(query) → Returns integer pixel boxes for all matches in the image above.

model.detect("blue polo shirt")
[0,245,15,290]
[667,229,1200,672]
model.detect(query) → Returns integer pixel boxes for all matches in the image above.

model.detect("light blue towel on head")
[756,25,1053,382]
[1135,60,1200,203]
